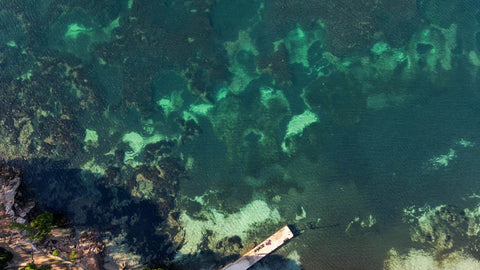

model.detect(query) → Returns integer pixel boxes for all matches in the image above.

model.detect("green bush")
[0,247,13,269]
[10,212,53,242]
[20,262,52,270]
[51,249,60,256]
[69,250,77,261]
[30,212,53,237]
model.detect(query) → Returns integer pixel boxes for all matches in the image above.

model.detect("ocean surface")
[2,0,480,269]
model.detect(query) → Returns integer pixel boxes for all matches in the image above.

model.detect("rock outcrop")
[0,161,35,223]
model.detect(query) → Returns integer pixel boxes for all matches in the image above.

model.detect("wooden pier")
[220,225,294,270]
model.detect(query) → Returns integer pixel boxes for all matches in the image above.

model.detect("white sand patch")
[457,138,475,147]
[295,206,306,221]
[122,132,165,166]
[281,110,319,153]
[469,50,480,67]
[84,129,98,144]
[216,87,229,101]
[423,137,477,171]
[64,23,93,39]
[285,110,318,138]
[179,200,281,254]
[189,103,214,116]
[424,148,456,171]
[156,90,183,117]
[224,31,260,94]
[283,25,325,68]
[371,42,390,55]
[157,98,175,115]
[260,87,289,110]
[429,148,456,167]
[7,40,16,47]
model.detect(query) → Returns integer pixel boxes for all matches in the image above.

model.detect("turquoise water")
[2,0,480,269]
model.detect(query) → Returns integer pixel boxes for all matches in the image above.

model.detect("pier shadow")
[170,252,302,270]
[250,254,303,270]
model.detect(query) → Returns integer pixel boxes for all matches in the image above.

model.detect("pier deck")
[220,225,294,270]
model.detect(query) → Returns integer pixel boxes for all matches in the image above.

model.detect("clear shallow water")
[1,0,480,269]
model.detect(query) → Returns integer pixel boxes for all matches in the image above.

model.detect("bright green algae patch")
[64,23,93,39]
[84,129,98,144]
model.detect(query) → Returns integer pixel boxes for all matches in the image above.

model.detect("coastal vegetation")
[9,212,53,242]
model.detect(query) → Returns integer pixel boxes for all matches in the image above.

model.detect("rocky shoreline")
[0,162,106,270]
